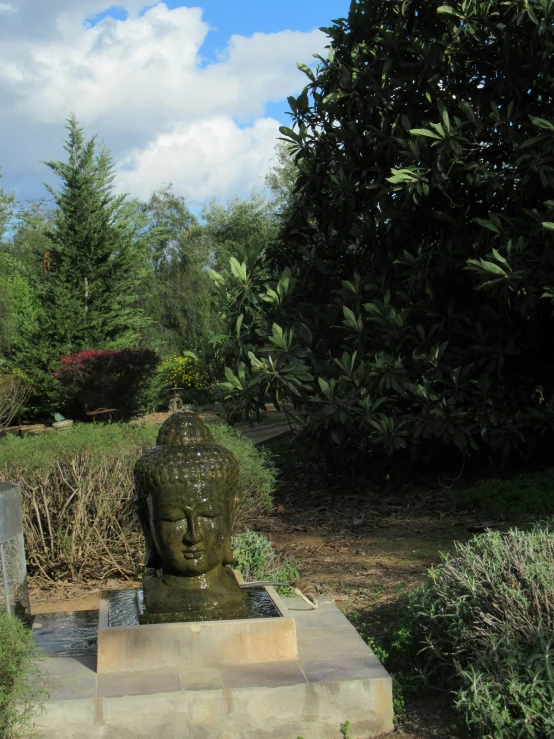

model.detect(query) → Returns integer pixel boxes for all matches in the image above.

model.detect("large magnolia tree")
[212,0,554,461]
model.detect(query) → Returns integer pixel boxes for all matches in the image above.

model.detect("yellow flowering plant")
[158,353,208,390]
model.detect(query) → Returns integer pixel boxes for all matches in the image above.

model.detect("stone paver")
[178,666,223,691]
[98,668,181,698]
[219,659,306,689]
[45,670,97,701]
[241,421,297,445]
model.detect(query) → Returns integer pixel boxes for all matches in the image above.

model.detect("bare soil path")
[250,450,477,738]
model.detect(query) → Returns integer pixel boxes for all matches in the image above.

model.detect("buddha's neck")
[160,565,227,590]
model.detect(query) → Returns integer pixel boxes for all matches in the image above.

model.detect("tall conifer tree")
[43,114,149,353]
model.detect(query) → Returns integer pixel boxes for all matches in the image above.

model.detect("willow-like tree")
[136,184,216,354]
[43,114,150,353]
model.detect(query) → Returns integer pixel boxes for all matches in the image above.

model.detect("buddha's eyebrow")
[155,505,185,515]
[193,501,221,511]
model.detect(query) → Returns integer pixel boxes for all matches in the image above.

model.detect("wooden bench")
[86,408,117,423]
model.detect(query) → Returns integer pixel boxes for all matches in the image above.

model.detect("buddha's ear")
[144,532,163,569]
[135,493,163,569]
[228,494,240,526]
[223,540,234,566]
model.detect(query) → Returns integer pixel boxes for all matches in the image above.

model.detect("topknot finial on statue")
[156,410,214,447]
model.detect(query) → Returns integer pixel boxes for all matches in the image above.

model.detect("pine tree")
[43,114,150,353]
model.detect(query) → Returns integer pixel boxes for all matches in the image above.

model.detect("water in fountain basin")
[109,587,281,627]
[32,610,99,657]
[32,587,281,657]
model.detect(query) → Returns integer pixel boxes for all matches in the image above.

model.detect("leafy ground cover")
[0,613,47,738]
[451,468,554,519]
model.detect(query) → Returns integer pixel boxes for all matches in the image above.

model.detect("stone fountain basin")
[34,595,394,739]
[97,586,298,674]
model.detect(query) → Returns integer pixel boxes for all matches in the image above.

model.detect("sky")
[0,1,350,212]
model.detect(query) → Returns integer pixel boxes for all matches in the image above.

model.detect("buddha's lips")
[182,549,203,559]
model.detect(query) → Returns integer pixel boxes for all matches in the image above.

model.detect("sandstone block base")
[97,587,297,673]
[34,598,394,739]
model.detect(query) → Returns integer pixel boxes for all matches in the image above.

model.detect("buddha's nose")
[183,514,201,545]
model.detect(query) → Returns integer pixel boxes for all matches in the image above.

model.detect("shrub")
[393,521,554,737]
[456,633,554,738]
[231,528,299,585]
[0,613,47,738]
[157,354,208,391]
[0,423,156,582]
[158,353,214,408]
[0,372,30,431]
[140,353,215,414]
[0,421,275,584]
[209,425,275,528]
[54,348,159,421]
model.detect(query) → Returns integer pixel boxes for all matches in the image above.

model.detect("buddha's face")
[147,482,230,578]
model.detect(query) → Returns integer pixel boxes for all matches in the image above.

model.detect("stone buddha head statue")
[134,411,246,622]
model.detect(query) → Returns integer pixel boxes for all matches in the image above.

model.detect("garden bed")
[19,422,554,738]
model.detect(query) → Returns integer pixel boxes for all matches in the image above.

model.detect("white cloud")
[0,2,326,206]
[0,4,15,12]
[0,0,147,39]
[117,116,280,205]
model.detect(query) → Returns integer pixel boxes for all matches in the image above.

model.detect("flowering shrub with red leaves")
[55,348,159,421]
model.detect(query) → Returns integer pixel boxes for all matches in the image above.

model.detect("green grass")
[0,422,157,474]
[451,467,554,518]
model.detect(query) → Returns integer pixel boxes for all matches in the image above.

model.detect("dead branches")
[0,373,31,430]
[2,451,143,586]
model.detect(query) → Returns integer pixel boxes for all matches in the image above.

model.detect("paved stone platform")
[33,598,393,739]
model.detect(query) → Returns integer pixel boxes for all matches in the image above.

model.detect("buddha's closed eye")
[157,510,221,522]
[158,511,185,523]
